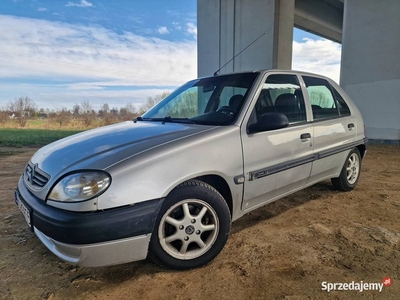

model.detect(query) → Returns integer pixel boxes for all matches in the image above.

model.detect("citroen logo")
[185,225,195,235]
[27,164,37,184]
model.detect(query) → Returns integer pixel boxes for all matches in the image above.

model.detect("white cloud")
[292,38,341,83]
[66,0,93,8]
[0,82,173,110]
[172,22,182,31]
[0,15,197,109]
[157,26,170,35]
[186,22,197,39]
[0,15,340,110]
[37,7,48,12]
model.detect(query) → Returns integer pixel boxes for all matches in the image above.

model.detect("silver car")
[15,70,367,270]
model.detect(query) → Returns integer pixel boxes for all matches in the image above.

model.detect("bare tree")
[139,92,170,114]
[80,100,96,127]
[100,103,117,125]
[72,104,80,119]
[101,103,110,115]
[119,102,138,121]
[37,108,48,119]
[8,96,36,127]
[0,110,9,124]
[49,108,71,128]
[125,102,137,115]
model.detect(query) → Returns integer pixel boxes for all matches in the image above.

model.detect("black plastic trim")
[316,140,366,159]
[249,154,315,181]
[249,139,367,181]
[16,177,163,245]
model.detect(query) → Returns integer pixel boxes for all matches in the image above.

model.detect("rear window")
[302,76,350,120]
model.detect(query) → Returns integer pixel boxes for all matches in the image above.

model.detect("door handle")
[348,123,355,130]
[300,133,311,139]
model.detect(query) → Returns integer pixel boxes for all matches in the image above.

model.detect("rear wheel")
[149,180,231,270]
[331,148,361,191]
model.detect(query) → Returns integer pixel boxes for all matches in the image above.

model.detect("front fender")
[98,126,244,213]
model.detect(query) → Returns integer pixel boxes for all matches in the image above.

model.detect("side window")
[302,76,339,120]
[331,86,351,116]
[253,74,306,124]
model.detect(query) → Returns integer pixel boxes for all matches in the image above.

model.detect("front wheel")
[149,180,231,270]
[331,148,361,191]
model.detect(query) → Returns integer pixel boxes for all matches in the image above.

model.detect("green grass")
[0,128,83,147]
[0,150,24,157]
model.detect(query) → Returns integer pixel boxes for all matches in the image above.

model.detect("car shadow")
[65,181,337,285]
[230,180,335,235]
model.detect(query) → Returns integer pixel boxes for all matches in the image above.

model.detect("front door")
[241,73,314,211]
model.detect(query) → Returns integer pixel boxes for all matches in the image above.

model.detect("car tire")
[331,147,361,191]
[148,180,231,270]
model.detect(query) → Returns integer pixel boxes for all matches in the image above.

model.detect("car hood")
[31,121,216,178]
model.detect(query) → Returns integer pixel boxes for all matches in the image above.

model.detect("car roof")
[202,69,333,81]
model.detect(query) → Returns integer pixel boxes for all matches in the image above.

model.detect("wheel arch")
[356,144,366,159]
[168,175,233,217]
[194,175,233,216]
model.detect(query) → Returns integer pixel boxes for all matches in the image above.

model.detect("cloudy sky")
[0,0,341,110]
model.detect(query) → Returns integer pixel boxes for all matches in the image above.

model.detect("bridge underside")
[294,0,343,43]
[198,0,400,141]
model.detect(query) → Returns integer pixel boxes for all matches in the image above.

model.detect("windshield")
[142,72,259,125]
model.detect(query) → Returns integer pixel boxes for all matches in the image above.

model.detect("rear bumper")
[16,176,164,266]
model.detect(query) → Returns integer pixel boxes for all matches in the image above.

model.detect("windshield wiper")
[135,116,195,124]
[142,116,195,124]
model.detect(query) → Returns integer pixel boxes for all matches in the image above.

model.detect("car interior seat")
[228,94,244,111]
[274,93,299,122]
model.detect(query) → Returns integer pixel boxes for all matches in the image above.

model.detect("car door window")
[331,86,351,116]
[254,74,306,124]
[303,76,342,120]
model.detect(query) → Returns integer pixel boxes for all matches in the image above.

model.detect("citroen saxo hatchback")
[15,70,367,269]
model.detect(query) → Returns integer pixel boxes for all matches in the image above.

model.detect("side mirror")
[248,112,289,134]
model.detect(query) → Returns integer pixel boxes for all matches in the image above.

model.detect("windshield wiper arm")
[142,116,194,124]
[161,116,195,124]
[136,116,195,124]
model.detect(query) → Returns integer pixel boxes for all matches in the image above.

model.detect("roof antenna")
[214,32,265,76]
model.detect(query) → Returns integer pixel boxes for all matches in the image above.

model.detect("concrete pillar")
[197,0,294,77]
[340,0,400,141]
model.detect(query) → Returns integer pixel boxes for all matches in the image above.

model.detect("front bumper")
[15,176,164,266]
[34,227,151,267]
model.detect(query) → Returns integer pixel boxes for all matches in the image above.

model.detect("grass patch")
[0,128,83,147]
[0,150,24,157]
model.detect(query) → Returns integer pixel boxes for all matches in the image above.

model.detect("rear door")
[300,75,357,184]
[241,73,314,211]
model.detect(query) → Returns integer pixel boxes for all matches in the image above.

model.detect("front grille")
[25,162,50,189]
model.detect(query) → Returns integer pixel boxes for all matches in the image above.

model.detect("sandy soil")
[1,145,399,300]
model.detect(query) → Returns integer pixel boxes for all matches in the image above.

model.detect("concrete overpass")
[198,0,400,142]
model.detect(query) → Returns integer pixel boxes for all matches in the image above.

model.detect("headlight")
[48,171,111,202]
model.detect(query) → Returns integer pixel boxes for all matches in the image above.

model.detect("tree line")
[0,93,170,128]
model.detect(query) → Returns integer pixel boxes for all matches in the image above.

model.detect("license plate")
[15,191,31,227]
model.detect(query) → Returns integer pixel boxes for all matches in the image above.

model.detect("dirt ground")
[1,145,399,300]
